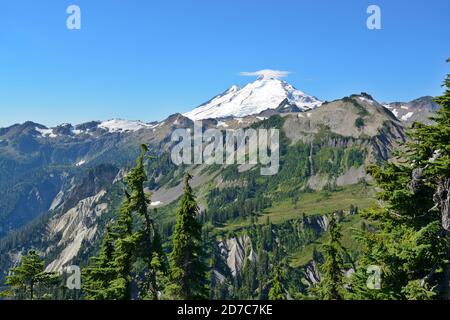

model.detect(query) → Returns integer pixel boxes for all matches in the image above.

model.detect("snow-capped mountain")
[184,76,322,120]
[382,96,441,125]
[30,119,156,139]
[98,119,154,133]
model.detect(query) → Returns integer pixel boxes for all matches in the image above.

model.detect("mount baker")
[183,75,322,120]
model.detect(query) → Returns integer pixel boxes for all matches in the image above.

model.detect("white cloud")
[240,69,291,80]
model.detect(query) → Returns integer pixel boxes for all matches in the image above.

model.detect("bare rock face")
[383,96,441,126]
[219,235,254,277]
[45,190,108,272]
[283,95,402,142]
[213,270,227,285]
[315,215,329,232]
[304,260,321,286]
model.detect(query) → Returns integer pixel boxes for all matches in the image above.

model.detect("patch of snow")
[99,119,152,133]
[184,78,322,120]
[392,109,399,118]
[358,96,375,104]
[401,112,414,121]
[35,127,57,138]
[216,121,229,128]
[75,160,86,167]
[400,105,409,110]
[148,121,165,130]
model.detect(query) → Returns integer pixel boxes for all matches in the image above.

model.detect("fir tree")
[166,173,209,299]
[127,144,166,300]
[410,59,450,231]
[268,266,285,300]
[82,144,166,300]
[83,226,117,299]
[350,62,450,299]
[108,192,137,300]
[312,213,346,300]
[1,250,59,300]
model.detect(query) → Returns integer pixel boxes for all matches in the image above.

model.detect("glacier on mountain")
[184,77,322,120]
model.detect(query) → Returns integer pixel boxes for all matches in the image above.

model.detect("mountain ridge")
[183,77,323,120]
[0,89,438,293]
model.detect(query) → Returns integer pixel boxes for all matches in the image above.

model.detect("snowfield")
[184,77,322,120]
[98,119,152,132]
[35,127,57,138]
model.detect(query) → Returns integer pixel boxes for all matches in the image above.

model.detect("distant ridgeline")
[0,83,443,299]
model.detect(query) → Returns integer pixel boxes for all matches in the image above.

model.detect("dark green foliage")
[82,226,118,299]
[221,217,322,300]
[344,96,370,117]
[311,214,347,300]
[109,194,136,300]
[166,174,209,299]
[147,151,187,189]
[82,145,166,300]
[268,266,286,300]
[355,117,365,129]
[1,250,59,300]
[350,63,450,299]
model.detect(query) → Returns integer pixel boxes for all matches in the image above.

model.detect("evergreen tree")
[82,145,166,300]
[127,145,166,299]
[311,213,346,300]
[108,192,137,300]
[350,62,450,299]
[166,174,209,299]
[83,194,137,300]
[268,266,285,300]
[1,250,59,300]
[410,59,450,231]
[83,226,117,299]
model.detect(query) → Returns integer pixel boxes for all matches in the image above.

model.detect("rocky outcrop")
[45,190,108,272]
[336,166,370,186]
[315,215,329,232]
[303,260,321,286]
[384,96,441,126]
[219,235,254,277]
[59,164,118,213]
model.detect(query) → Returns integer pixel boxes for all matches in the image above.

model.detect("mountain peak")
[184,78,322,120]
[228,85,240,92]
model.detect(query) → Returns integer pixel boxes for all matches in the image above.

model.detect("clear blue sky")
[0,0,449,127]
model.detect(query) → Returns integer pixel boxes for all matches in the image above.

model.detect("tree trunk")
[434,178,450,231]
[30,280,34,300]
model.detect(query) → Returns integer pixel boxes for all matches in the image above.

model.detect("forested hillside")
[0,67,448,300]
